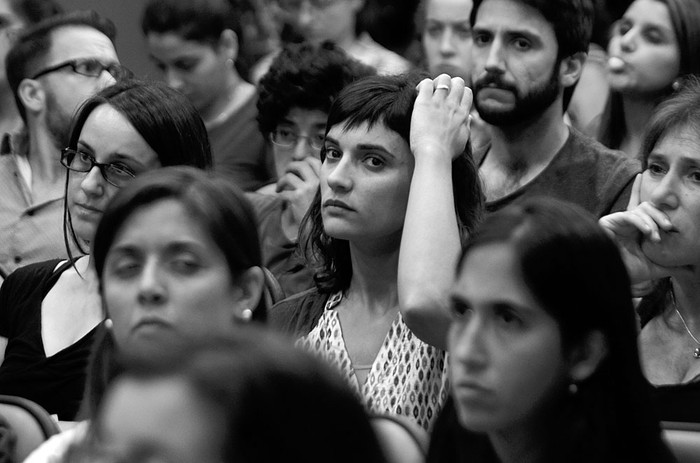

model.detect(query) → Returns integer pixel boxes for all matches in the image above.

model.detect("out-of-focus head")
[606,0,700,97]
[141,0,245,115]
[273,0,364,45]
[257,41,375,176]
[301,72,483,293]
[637,77,700,268]
[63,79,212,253]
[448,197,642,441]
[469,0,593,124]
[418,0,474,83]
[87,331,386,463]
[0,0,62,88]
[6,10,122,141]
[93,167,266,352]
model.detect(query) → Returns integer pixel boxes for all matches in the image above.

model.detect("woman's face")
[146,32,231,117]
[448,243,569,434]
[422,0,474,82]
[640,125,700,267]
[271,107,327,176]
[275,0,363,45]
[320,121,414,244]
[95,376,224,463]
[103,199,249,350]
[67,104,160,245]
[607,0,680,96]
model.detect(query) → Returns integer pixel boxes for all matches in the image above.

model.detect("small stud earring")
[568,382,578,395]
[672,79,681,91]
[238,308,253,322]
[104,318,113,330]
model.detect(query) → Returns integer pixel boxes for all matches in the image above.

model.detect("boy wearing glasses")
[251,41,373,296]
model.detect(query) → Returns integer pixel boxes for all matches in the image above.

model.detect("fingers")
[627,174,642,210]
[276,159,320,193]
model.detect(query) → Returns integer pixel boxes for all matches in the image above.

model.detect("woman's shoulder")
[269,288,328,336]
[2,259,66,293]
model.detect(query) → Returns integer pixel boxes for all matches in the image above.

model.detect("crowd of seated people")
[0,0,699,461]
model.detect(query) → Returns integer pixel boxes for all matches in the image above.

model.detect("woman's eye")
[323,147,342,160]
[472,32,490,46]
[647,163,666,176]
[689,171,700,183]
[450,300,473,319]
[170,257,200,274]
[642,28,663,44]
[513,38,531,51]
[108,258,141,278]
[364,155,384,168]
[495,306,523,329]
[614,20,632,36]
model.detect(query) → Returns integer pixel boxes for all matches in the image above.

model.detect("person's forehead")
[45,25,118,64]
[474,0,554,36]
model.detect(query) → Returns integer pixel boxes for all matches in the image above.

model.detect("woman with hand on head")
[253,41,374,296]
[429,197,675,463]
[271,72,483,430]
[593,0,700,158]
[142,0,275,190]
[0,79,211,422]
[600,76,700,422]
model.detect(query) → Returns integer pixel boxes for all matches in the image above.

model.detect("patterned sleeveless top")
[297,291,449,430]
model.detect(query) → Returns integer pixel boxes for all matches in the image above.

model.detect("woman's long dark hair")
[63,79,212,258]
[597,0,700,151]
[455,196,673,462]
[300,72,484,293]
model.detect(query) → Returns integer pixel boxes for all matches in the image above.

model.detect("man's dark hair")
[8,0,62,24]
[5,10,117,122]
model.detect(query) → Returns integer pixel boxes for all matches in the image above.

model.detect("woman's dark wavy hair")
[256,41,376,136]
[455,196,673,462]
[63,79,212,257]
[87,329,386,463]
[597,0,700,151]
[92,166,265,322]
[300,72,484,293]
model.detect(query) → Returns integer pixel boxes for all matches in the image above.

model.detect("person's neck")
[27,120,64,184]
[620,94,657,157]
[487,102,569,172]
[202,72,253,128]
[669,272,700,328]
[346,234,401,315]
[489,422,546,463]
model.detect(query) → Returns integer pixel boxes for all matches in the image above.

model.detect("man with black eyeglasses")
[0,10,125,280]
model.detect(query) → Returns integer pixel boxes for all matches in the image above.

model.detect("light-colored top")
[0,132,69,279]
[297,292,449,430]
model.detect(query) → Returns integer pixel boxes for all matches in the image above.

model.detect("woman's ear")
[567,330,608,383]
[219,28,239,63]
[234,266,265,321]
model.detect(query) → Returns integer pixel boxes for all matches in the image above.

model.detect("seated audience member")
[0,0,62,135]
[416,0,489,151]
[469,0,640,217]
[0,10,124,280]
[0,80,211,422]
[593,0,700,158]
[253,41,374,296]
[141,0,275,191]
[24,166,266,463]
[250,0,412,82]
[600,77,700,422]
[270,72,483,430]
[72,333,387,463]
[428,197,675,463]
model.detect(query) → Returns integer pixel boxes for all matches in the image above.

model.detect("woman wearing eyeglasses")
[0,79,211,422]
[252,41,374,296]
